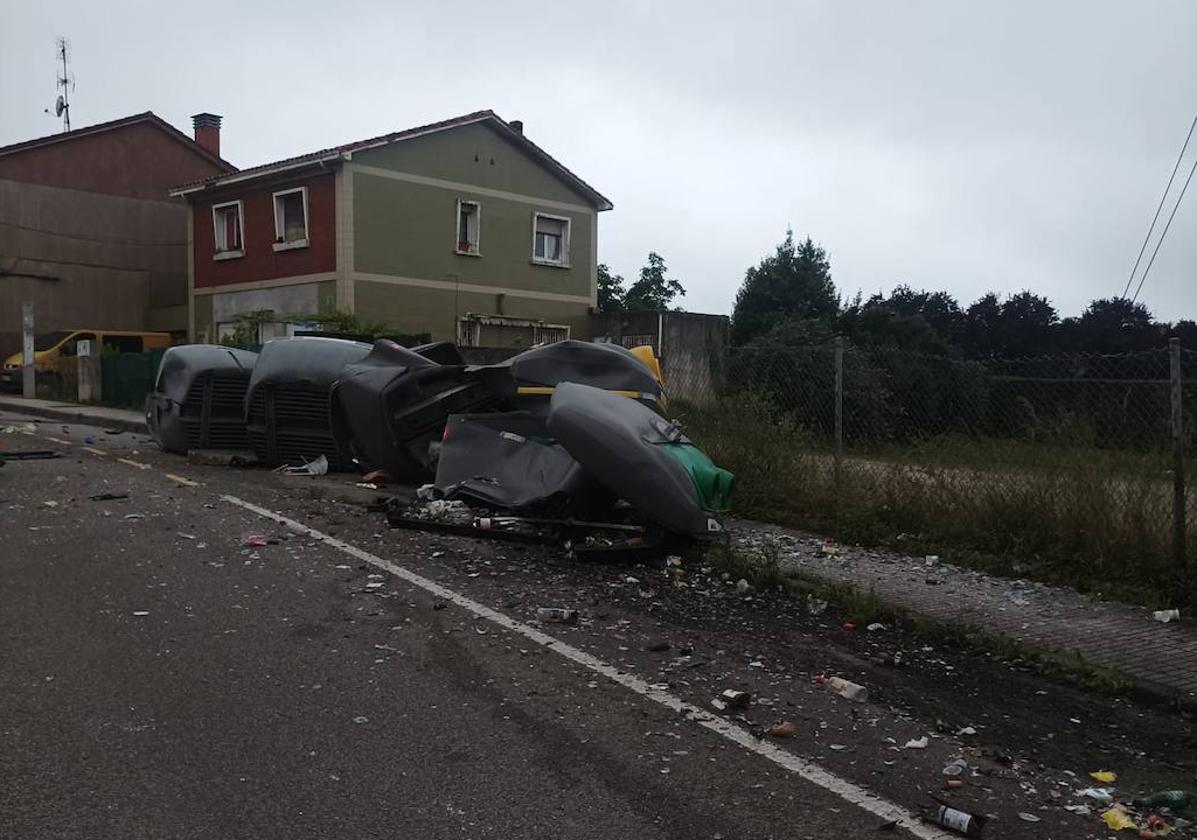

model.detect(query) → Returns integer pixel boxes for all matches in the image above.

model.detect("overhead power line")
[1121,113,1197,300]
[1131,152,1197,305]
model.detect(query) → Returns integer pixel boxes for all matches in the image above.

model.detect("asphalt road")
[1,411,1194,840]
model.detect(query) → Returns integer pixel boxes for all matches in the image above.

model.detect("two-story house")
[0,112,234,354]
[172,111,612,347]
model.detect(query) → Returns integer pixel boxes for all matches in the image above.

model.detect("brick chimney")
[192,113,223,158]
[509,119,524,135]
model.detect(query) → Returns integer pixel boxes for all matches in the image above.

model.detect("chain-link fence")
[676,339,1195,605]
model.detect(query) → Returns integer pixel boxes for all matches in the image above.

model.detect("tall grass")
[676,396,1193,607]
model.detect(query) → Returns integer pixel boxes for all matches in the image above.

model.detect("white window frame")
[531,212,571,268]
[212,200,245,260]
[454,199,481,256]
[272,187,309,251]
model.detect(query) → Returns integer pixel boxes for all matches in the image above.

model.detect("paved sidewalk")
[0,395,144,433]
[734,521,1197,708]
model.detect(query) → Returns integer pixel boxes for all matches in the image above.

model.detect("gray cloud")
[3,0,1194,320]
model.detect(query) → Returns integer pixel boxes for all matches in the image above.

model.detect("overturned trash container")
[330,339,508,482]
[479,340,666,415]
[434,411,610,511]
[547,381,733,539]
[145,344,258,454]
[245,336,371,469]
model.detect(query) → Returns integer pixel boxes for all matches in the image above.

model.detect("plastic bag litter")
[275,454,328,476]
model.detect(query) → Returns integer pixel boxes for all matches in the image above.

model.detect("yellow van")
[1,330,172,391]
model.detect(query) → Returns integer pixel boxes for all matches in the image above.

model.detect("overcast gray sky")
[3,1,1195,320]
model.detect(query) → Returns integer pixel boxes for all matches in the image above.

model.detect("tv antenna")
[43,37,74,132]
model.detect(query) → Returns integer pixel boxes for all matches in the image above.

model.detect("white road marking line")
[45,436,72,445]
[221,493,952,839]
[164,473,200,487]
[81,446,108,457]
[116,458,151,470]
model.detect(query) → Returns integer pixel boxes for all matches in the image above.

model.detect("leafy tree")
[1058,298,1159,354]
[731,230,838,345]
[838,285,960,354]
[624,252,685,311]
[596,263,626,312]
[1171,319,1197,349]
[727,229,833,344]
[297,308,395,338]
[996,291,1058,357]
[962,293,1002,358]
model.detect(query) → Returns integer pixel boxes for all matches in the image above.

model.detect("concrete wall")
[345,120,600,340]
[590,310,729,406]
[0,178,190,356]
[353,278,589,344]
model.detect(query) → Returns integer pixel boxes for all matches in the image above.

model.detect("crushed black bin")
[330,339,508,482]
[145,345,258,454]
[434,411,610,511]
[547,381,733,538]
[477,340,666,415]
[245,336,371,469]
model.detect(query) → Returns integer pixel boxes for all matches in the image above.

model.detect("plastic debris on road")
[1100,805,1138,832]
[1089,770,1117,783]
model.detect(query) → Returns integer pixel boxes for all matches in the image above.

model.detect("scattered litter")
[866,622,887,632]
[815,675,868,703]
[1089,770,1117,783]
[956,726,977,736]
[828,744,847,751]
[83,435,96,445]
[352,716,369,724]
[416,483,437,500]
[1100,805,1137,832]
[164,473,200,487]
[535,607,579,625]
[944,779,964,790]
[276,454,329,476]
[361,469,392,485]
[88,492,128,502]
[242,535,268,547]
[735,578,750,594]
[40,500,58,509]
[1153,609,1181,623]
[817,544,838,555]
[710,689,751,712]
[1079,787,1114,804]
[806,595,828,616]
[769,722,795,738]
[131,611,149,617]
[842,621,856,631]
[1134,790,1190,809]
[924,555,939,566]
[905,736,929,749]
[123,512,145,520]
[942,757,968,776]
[922,802,984,836]
[177,532,197,540]
[1063,804,1092,815]
[1017,812,1041,823]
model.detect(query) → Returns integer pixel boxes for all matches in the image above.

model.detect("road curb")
[0,399,145,434]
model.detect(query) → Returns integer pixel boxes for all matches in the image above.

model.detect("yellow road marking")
[164,473,200,487]
[116,457,151,470]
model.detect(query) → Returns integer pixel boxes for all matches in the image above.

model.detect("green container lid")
[662,442,735,511]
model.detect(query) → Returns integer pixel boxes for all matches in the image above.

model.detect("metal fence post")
[834,336,844,487]
[1170,338,1187,601]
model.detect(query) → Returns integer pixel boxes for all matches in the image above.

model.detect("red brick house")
[0,112,235,353]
